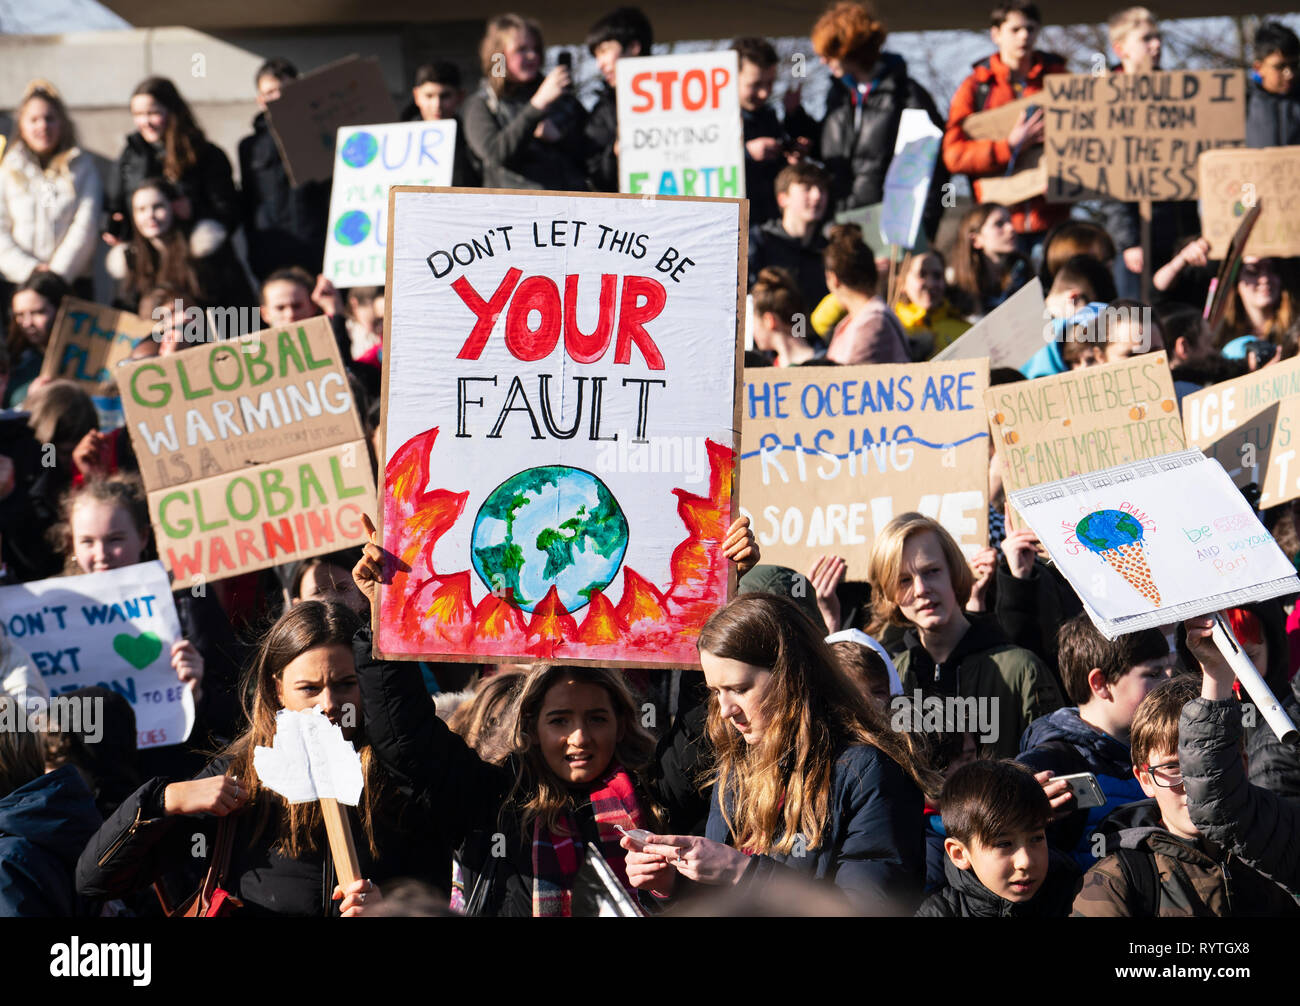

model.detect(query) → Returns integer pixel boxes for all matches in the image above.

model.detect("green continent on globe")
[475,490,533,605]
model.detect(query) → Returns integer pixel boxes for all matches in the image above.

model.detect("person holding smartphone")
[461,14,589,191]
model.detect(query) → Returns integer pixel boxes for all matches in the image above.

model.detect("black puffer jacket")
[1245,671,1300,805]
[1246,79,1300,148]
[819,52,947,238]
[237,113,330,280]
[1181,695,1300,894]
[916,846,1080,917]
[75,629,445,916]
[104,132,240,240]
[461,82,588,191]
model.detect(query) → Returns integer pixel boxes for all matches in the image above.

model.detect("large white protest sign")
[617,51,745,198]
[323,121,457,287]
[0,561,190,749]
[378,187,744,667]
[1007,450,1300,638]
[879,109,941,250]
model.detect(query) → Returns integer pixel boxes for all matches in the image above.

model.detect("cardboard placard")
[987,353,1182,494]
[323,120,457,287]
[932,278,1046,370]
[118,318,374,584]
[879,109,942,250]
[1043,70,1246,202]
[617,51,745,198]
[1007,450,1299,638]
[963,95,1048,203]
[0,562,191,749]
[1199,147,1300,259]
[739,360,990,579]
[265,56,398,188]
[40,298,154,392]
[1182,356,1300,508]
[378,187,746,666]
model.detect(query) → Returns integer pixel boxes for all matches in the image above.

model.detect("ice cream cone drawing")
[1075,509,1161,606]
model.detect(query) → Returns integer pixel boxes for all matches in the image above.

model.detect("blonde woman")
[460,13,588,190]
[0,80,101,293]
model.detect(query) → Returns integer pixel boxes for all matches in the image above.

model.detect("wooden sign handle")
[320,797,361,889]
[1138,199,1153,303]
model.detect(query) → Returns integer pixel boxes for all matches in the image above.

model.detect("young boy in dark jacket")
[917,758,1080,917]
[1018,614,1171,867]
[583,7,653,192]
[1072,672,1300,917]
[1246,22,1300,148]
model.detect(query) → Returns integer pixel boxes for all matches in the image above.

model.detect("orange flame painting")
[377,427,736,663]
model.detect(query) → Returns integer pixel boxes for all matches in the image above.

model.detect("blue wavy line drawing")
[739,431,988,461]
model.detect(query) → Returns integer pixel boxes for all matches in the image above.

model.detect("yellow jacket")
[893,299,971,358]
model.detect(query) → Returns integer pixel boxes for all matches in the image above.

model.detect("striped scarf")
[531,764,645,918]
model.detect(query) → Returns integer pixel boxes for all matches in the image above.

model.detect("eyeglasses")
[1142,761,1184,788]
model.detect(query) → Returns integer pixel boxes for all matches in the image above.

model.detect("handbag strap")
[202,814,238,900]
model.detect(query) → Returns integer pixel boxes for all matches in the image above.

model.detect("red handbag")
[155,815,244,917]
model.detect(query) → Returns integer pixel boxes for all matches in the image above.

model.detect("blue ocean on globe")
[341,130,379,169]
[470,466,629,614]
[333,210,371,246]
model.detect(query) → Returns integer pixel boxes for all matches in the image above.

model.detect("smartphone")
[1056,772,1106,809]
[616,826,652,849]
[1024,102,1041,117]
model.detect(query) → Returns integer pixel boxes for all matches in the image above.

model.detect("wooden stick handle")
[320,797,361,889]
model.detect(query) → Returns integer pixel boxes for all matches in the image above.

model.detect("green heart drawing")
[113,631,164,670]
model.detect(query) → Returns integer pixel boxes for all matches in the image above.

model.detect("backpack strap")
[972,57,995,113]
[1112,846,1160,917]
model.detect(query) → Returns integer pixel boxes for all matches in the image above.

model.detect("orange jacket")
[943,51,1069,234]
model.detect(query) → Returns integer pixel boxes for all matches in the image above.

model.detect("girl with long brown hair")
[622,592,938,914]
[348,516,760,916]
[103,77,239,245]
[76,601,440,916]
[948,203,1033,318]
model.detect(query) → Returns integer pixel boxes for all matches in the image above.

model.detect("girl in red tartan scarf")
[455,662,666,917]
[350,517,761,917]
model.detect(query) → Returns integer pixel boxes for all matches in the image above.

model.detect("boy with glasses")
[1247,21,1300,148]
[1072,673,1299,916]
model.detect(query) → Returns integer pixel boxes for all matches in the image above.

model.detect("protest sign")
[1182,356,1300,508]
[265,56,397,188]
[378,187,745,666]
[0,561,190,749]
[40,298,154,392]
[879,109,942,251]
[962,95,1047,204]
[1007,449,1299,638]
[739,359,990,579]
[1042,70,1245,202]
[932,277,1046,370]
[987,352,1183,493]
[1199,146,1300,259]
[323,120,457,287]
[117,317,374,584]
[617,51,745,198]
